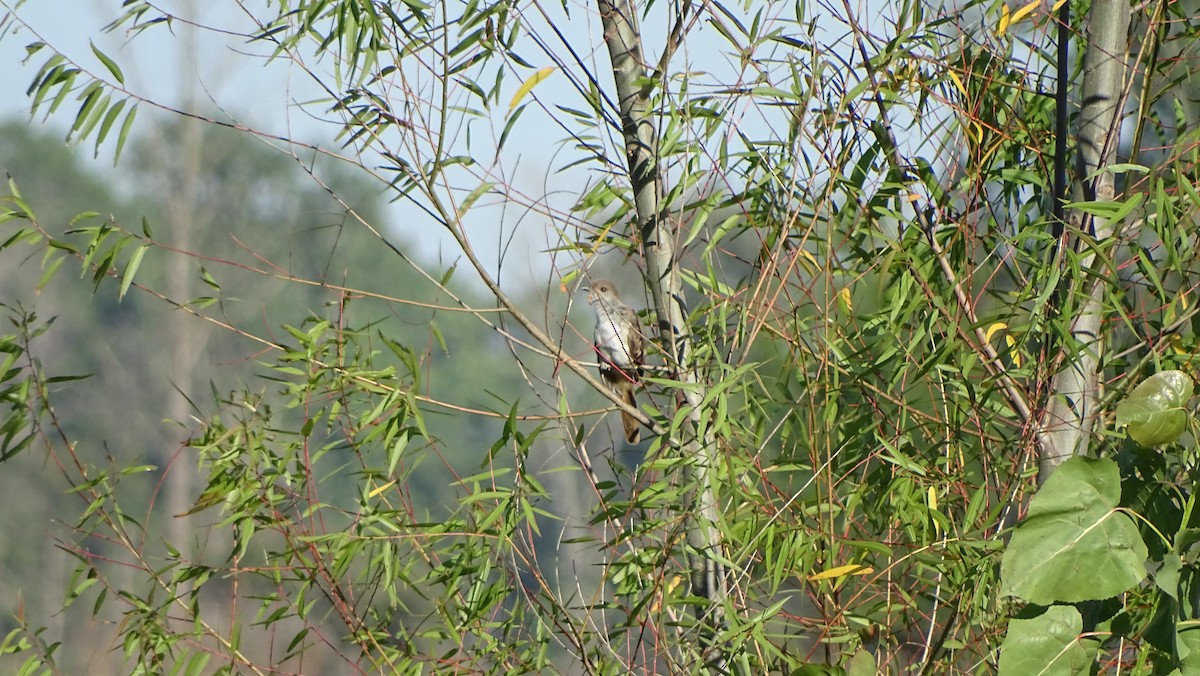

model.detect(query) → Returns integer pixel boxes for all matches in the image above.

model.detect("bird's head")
[585,279,619,305]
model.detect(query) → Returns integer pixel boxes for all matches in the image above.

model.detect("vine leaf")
[1115,370,1193,447]
[998,605,1094,676]
[1000,458,1147,604]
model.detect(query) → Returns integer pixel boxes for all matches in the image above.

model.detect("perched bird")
[586,279,645,444]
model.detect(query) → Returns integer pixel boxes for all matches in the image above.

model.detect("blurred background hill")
[0,116,587,671]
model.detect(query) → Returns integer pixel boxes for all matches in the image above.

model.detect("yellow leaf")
[1010,0,1041,24]
[509,67,556,111]
[797,248,819,273]
[368,480,396,498]
[999,0,1041,36]
[987,322,1023,367]
[984,322,1007,344]
[649,575,683,614]
[809,563,873,581]
[838,286,853,313]
[947,70,967,98]
[1005,335,1022,367]
[929,486,944,537]
[1170,334,1187,356]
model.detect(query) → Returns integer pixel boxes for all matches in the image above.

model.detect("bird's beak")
[583,285,594,303]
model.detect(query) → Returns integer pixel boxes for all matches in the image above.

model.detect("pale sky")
[0,1,565,287]
[0,1,1004,296]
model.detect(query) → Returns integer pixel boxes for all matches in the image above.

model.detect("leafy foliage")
[2,0,1200,674]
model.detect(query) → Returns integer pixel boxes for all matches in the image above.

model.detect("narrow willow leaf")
[508,66,555,110]
[996,4,1012,37]
[29,64,64,114]
[198,267,220,291]
[114,103,138,163]
[1065,193,1144,222]
[46,69,79,116]
[1008,0,1042,31]
[27,53,65,99]
[90,41,125,84]
[119,245,147,300]
[457,181,495,217]
[808,563,872,581]
[70,86,104,136]
[497,104,525,153]
[984,322,1007,343]
[36,254,66,292]
[94,98,127,157]
[77,92,112,141]
[367,480,396,499]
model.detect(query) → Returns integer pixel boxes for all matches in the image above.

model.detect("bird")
[586,279,645,444]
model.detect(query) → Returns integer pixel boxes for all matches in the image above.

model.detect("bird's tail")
[620,389,640,445]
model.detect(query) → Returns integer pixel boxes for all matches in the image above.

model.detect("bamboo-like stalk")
[594,0,728,664]
[1040,0,1131,483]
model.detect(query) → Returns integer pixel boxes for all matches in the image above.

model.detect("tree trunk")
[1040,0,1130,483]
[595,0,728,664]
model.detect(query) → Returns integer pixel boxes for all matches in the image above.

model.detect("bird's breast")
[594,314,633,367]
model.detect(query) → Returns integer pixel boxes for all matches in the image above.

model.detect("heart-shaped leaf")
[1115,370,1193,447]
[1000,457,1147,604]
[998,606,1094,676]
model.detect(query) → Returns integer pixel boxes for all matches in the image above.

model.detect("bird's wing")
[623,306,646,375]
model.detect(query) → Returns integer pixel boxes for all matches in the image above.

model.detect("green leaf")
[76,92,112,142]
[1179,624,1200,672]
[90,41,125,84]
[28,55,65,112]
[1115,370,1193,447]
[497,103,525,153]
[998,606,1094,676]
[845,649,876,676]
[70,82,104,136]
[999,457,1148,604]
[119,245,147,300]
[46,69,79,116]
[1065,193,1143,222]
[790,666,844,676]
[36,254,66,292]
[94,98,127,158]
[114,103,138,163]
[457,181,495,217]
